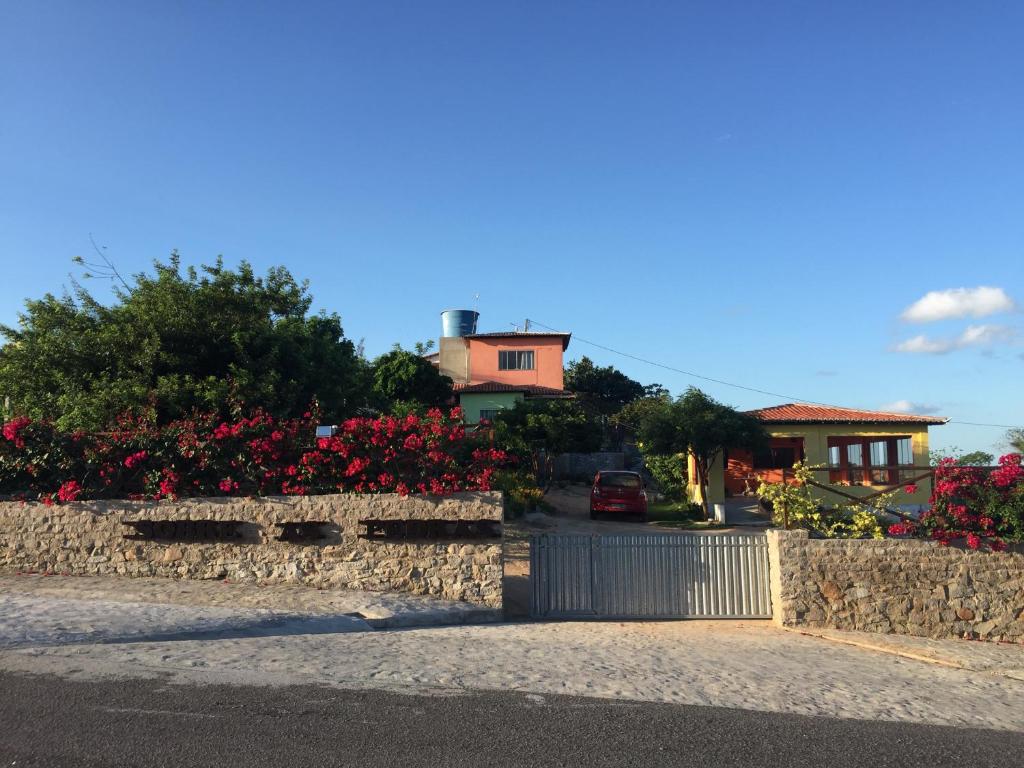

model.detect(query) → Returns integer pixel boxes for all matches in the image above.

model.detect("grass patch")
[647,500,729,530]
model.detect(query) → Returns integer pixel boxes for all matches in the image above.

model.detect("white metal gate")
[529,533,772,619]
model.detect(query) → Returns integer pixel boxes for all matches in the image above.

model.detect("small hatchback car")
[590,470,648,522]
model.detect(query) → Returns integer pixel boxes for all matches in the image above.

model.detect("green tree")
[564,356,648,416]
[958,450,995,466]
[1007,429,1024,455]
[0,254,369,430]
[371,345,453,410]
[929,447,997,466]
[494,399,603,455]
[621,388,766,519]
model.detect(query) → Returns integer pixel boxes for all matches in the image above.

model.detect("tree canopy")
[1008,429,1024,455]
[619,387,766,518]
[371,345,453,410]
[493,399,604,456]
[0,254,369,430]
[564,356,650,416]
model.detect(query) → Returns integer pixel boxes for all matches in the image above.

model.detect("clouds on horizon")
[901,286,1015,323]
[880,399,943,415]
[894,324,1016,355]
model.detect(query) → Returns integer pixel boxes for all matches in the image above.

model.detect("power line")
[528,319,1023,431]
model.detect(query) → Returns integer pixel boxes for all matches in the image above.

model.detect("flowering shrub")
[0,406,512,504]
[756,462,885,539]
[888,454,1024,551]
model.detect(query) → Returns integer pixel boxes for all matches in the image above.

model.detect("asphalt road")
[1,671,1021,767]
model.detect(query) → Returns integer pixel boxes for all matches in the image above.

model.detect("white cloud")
[901,286,1015,323]
[894,335,955,354]
[894,324,1015,355]
[880,400,942,415]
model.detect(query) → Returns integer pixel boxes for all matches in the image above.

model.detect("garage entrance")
[529,533,772,619]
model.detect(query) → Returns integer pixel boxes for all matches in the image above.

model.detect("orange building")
[434,311,571,423]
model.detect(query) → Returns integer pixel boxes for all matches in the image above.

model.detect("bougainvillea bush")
[0,406,511,504]
[888,454,1024,551]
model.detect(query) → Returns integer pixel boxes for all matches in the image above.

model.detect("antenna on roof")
[473,293,479,313]
[524,318,531,332]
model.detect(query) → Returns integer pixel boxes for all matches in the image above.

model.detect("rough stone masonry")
[767,529,1024,643]
[0,492,503,607]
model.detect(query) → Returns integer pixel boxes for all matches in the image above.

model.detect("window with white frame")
[498,350,535,370]
[479,409,501,422]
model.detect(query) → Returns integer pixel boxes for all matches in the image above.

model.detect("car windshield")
[598,473,641,489]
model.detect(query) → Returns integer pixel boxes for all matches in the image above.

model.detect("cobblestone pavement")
[2,578,1024,731]
[0,574,498,639]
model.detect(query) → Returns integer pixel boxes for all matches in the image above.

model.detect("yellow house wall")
[686,451,726,506]
[686,423,934,507]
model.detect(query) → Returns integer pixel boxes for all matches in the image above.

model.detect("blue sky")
[1,1,1022,453]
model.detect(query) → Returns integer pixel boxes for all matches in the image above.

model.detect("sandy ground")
[3,581,1024,731]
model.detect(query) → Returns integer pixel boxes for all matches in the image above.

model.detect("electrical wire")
[527,319,1023,431]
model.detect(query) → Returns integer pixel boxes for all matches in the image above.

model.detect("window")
[826,436,914,485]
[498,350,535,370]
[479,409,501,422]
[753,446,797,470]
[598,472,642,489]
[869,440,888,483]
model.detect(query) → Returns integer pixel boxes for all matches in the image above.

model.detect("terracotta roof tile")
[453,382,572,397]
[464,331,571,350]
[745,403,947,425]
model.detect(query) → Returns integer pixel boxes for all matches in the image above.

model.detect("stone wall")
[767,529,1024,643]
[0,492,503,607]
[551,452,625,481]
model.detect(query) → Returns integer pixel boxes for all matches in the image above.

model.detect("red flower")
[219,477,238,493]
[57,480,82,503]
[2,416,31,449]
[124,450,148,469]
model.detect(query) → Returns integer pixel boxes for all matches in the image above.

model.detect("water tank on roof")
[441,309,479,338]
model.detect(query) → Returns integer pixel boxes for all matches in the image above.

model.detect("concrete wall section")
[458,391,523,425]
[466,336,565,389]
[439,336,470,384]
[0,492,503,607]
[767,529,1024,643]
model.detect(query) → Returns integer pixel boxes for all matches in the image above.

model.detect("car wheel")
[589,507,598,520]
[638,512,648,523]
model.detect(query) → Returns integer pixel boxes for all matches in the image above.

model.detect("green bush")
[494,469,548,520]
[642,453,687,500]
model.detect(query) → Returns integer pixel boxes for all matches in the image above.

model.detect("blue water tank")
[441,309,479,338]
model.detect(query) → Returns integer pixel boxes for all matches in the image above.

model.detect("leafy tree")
[1008,429,1024,455]
[493,399,603,455]
[564,356,648,416]
[958,450,995,466]
[0,254,369,430]
[929,447,997,466]
[621,388,766,519]
[371,345,453,410]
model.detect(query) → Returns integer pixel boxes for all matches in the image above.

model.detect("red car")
[590,471,648,522]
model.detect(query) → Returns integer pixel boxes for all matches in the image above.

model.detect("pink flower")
[966,533,981,550]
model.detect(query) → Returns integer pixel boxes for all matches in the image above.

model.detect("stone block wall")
[0,492,503,607]
[767,529,1024,643]
[551,452,625,481]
